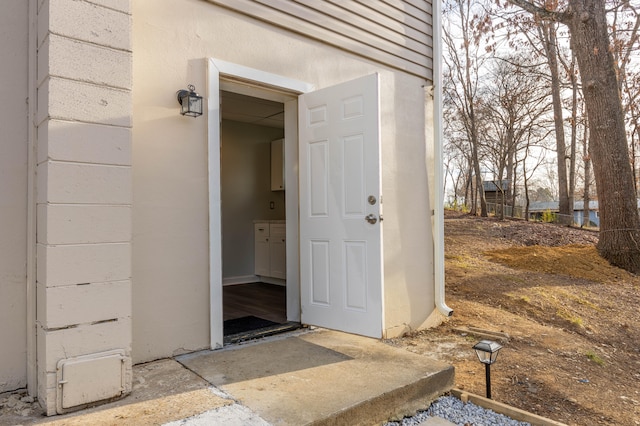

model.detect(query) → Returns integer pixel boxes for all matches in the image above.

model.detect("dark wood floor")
[223,282,287,323]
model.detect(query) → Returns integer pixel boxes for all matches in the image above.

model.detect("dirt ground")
[3,211,639,425]
[387,210,640,426]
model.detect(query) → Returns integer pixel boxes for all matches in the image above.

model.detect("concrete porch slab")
[33,359,232,426]
[176,329,454,425]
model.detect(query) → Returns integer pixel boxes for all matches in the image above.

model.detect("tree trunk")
[568,56,578,226]
[469,96,487,218]
[523,151,531,221]
[505,116,515,218]
[509,0,640,273]
[583,128,591,227]
[473,152,487,217]
[631,128,638,197]
[496,179,505,220]
[568,0,640,272]
[511,177,517,217]
[540,22,571,222]
[465,164,473,213]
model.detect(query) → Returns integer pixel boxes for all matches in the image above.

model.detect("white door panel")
[299,73,383,338]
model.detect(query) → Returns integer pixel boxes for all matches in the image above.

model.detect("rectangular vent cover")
[56,349,127,413]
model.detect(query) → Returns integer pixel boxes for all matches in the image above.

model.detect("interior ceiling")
[221,90,284,129]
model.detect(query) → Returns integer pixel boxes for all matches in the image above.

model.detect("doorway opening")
[219,90,299,343]
[208,58,309,348]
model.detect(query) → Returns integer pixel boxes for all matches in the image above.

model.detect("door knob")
[365,214,378,224]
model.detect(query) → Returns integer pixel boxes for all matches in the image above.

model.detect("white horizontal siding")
[207,0,433,80]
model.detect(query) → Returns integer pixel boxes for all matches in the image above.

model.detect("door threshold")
[223,322,303,345]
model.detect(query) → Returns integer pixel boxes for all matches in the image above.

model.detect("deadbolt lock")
[368,195,377,205]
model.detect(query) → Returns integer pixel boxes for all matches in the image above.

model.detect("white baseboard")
[222,275,259,286]
[222,275,287,286]
[259,276,286,286]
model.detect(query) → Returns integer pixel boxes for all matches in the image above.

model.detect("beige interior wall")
[133,0,437,361]
[0,0,29,393]
[221,120,285,281]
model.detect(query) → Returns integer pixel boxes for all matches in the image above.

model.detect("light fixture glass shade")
[472,340,502,365]
[177,85,203,117]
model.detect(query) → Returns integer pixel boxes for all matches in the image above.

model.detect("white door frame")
[206,58,313,348]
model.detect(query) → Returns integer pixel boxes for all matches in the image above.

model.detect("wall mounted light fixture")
[176,84,203,117]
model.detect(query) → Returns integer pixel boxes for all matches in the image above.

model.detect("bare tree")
[520,131,551,219]
[443,67,476,209]
[610,1,640,196]
[582,123,592,227]
[443,0,490,216]
[481,55,552,219]
[564,52,579,225]
[443,129,473,208]
[496,3,576,222]
[509,0,640,273]
[538,20,573,222]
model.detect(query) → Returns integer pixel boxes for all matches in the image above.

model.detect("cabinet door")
[270,139,284,191]
[255,236,270,277]
[269,237,286,279]
[254,223,270,277]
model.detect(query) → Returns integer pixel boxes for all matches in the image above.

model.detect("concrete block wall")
[35,0,133,415]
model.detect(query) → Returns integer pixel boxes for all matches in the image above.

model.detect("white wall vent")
[56,349,130,414]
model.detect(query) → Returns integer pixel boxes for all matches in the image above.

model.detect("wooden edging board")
[451,389,568,426]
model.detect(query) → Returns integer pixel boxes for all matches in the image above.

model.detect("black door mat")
[223,317,302,344]
[224,316,279,335]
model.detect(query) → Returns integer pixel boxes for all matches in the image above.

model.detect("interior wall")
[221,120,284,281]
[0,0,29,392]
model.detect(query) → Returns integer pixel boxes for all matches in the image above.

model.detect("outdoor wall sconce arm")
[176,84,203,117]
[472,340,502,399]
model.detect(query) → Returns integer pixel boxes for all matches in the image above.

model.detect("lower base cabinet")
[254,222,286,280]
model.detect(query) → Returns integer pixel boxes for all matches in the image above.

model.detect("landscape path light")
[472,339,502,399]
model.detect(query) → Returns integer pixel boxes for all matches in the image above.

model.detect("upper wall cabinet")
[271,138,284,191]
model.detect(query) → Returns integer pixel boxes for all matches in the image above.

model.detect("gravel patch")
[0,390,42,421]
[384,395,531,426]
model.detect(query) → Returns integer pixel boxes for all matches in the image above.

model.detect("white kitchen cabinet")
[270,139,284,191]
[268,224,286,279]
[254,223,270,277]
[254,222,286,280]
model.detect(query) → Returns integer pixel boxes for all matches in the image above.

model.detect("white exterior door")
[298,73,383,338]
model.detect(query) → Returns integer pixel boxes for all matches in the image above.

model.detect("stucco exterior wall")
[133,0,437,361]
[0,0,29,393]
